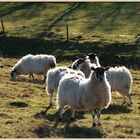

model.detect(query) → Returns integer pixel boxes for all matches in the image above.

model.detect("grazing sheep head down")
[49,62,56,68]
[11,69,18,80]
[91,67,110,81]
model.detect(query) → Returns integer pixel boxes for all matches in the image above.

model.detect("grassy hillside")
[0,2,140,42]
[0,2,140,67]
[0,57,140,138]
[0,2,140,138]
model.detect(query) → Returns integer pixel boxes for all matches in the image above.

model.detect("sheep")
[71,53,100,70]
[46,66,85,106]
[57,66,111,127]
[106,66,133,105]
[75,57,133,105]
[86,53,101,66]
[11,54,56,81]
[71,58,85,70]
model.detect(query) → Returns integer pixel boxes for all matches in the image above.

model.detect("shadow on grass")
[10,77,45,85]
[1,36,139,67]
[34,117,105,138]
[34,105,52,120]
[33,103,132,137]
[8,101,28,108]
[102,104,132,114]
[34,106,84,121]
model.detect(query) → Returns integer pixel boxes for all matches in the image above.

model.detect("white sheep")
[46,66,85,106]
[11,54,56,81]
[57,66,111,127]
[76,57,133,105]
[106,66,133,105]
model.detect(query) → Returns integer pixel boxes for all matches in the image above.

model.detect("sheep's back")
[106,66,132,90]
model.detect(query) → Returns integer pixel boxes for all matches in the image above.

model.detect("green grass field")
[0,2,140,138]
[0,2,140,42]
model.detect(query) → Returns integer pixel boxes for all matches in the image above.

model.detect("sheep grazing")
[46,66,85,106]
[57,66,111,127]
[77,58,133,105]
[11,54,56,81]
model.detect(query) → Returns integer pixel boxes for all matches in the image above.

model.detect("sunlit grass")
[0,57,140,138]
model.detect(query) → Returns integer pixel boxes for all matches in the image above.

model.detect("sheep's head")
[87,53,98,63]
[72,57,85,70]
[10,69,17,81]
[49,62,56,68]
[91,66,109,81]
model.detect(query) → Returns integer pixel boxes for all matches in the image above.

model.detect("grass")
[0,2,140,43]
[0,56,140,138]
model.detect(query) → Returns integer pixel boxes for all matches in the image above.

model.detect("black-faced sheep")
[11,54,56,81]
[73,55,133,105]
[57,66,111,127]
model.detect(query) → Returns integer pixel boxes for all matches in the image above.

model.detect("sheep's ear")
[104,67,110,71]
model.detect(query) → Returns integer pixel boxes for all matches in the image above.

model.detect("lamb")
[11,54,56,81]
[46,66,85,106]
[57,66,111,127]
[75,57,133,105]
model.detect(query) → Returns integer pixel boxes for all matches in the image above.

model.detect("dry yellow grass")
[0,56,140,138]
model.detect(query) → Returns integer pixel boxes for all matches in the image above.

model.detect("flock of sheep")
[10,53,133,127]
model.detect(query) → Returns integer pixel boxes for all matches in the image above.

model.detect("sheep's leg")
[43,75,46,83]
[49,93,53,106]
[71,108,75,121]
[122,96,127,105]
[58,107,63,121]
[97,109,101,127]
[31,74,34,81]
[29,73,34,81]
[126,94,133,105]
[91,110,96,127]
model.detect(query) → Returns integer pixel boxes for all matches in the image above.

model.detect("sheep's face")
[87,53,97,63]
[49,62,56,68]
[73,58,85,70]
[10,69,17,81]
[92,67,109,81]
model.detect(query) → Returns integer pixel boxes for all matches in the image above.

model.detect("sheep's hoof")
[92,122,96,127]
[70,117,75,122]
